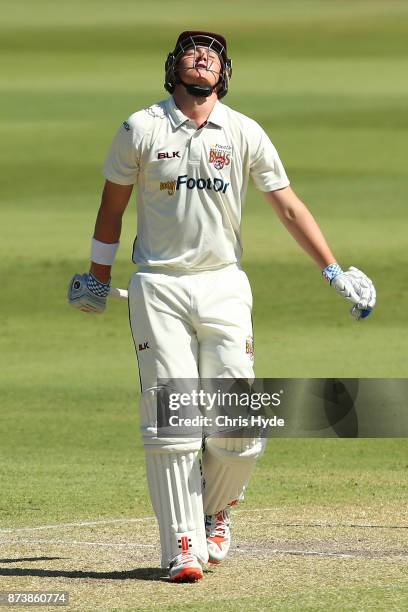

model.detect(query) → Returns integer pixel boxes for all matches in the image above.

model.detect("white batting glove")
[322,264,376,320]
[68,273,110,313]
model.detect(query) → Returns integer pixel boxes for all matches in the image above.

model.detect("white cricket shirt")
[103,97,290,271]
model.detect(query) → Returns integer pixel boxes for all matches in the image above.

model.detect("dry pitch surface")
[1,506,407,611]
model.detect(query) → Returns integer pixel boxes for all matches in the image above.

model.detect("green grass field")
[1,1,407,610]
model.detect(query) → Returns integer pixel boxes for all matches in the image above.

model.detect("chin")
[185,76,214,88]
[182,69,214,85]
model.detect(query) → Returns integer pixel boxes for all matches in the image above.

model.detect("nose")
[195,46,208,61]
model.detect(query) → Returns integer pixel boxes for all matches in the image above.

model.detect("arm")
[265,186,376,319]
[68,180,133,313]
[264,186,336,269]
[90,180,134,283]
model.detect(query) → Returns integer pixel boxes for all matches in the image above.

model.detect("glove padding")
[68,273,110,313]
[331,266,376,320]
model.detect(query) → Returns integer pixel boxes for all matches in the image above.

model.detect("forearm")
[277,205,336,269]
[266,188,336,269]
[90,180,133,283]
[94,205,123,243]
[90,209,122,283]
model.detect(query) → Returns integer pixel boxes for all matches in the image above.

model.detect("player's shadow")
[0,556,61,563]
[0,566,168,581]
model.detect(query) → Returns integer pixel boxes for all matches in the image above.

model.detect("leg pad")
[141,388,208,568]
[202,435,266,515]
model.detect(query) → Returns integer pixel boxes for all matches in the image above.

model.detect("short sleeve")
[103,120,140,185]
[249,123,290,192]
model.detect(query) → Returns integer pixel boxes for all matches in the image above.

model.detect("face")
[176,45,222,88]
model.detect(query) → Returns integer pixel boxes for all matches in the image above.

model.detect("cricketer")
[68,31,376,582]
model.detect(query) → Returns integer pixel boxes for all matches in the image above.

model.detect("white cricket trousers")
[128,263,254,385]
[127,263,259,568]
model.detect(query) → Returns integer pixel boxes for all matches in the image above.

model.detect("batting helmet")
[164,31,232,99]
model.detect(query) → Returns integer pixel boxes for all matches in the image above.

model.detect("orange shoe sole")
[170,567,204,583]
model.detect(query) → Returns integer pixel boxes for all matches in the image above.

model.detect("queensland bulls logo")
[209,144,232,170]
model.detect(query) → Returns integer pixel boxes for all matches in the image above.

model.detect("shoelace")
[206,509,230,538]
[177,552,196,565]
[169,552,195,570]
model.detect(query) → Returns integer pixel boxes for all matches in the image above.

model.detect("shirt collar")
[166,97,189,128]
[207,100,225,128]
[167,97,225,129]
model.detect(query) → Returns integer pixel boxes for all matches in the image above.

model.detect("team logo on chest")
[209,143,232,170]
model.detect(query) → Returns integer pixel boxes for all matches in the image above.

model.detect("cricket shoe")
[168,552,203,583]
[205,506,232,564]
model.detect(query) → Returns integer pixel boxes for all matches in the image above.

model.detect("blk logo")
[138,341,150,351]
[158,151,180,159]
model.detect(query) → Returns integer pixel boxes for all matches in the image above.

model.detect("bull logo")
[209,148,231,170]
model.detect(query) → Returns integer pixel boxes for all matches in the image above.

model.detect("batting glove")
[322,264,376,320]
[67,272,110,313]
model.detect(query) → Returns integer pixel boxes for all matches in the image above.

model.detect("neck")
[172,86,218,127]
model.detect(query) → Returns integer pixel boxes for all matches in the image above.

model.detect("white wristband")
[91,238,119,266]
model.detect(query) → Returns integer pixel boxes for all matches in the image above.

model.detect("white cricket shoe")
[168,552,203,583]
[205,506,232,565]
